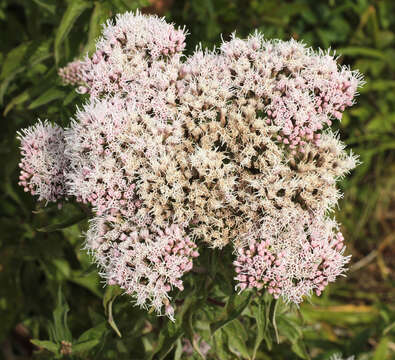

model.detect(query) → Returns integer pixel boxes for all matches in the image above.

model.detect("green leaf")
[84,2,112,55]
[383,322,395,335]
[0,40,52,104]
[69,269,102,297]
[174,339,183,360]
[109,0,149,12]
[72,339,101,354]
[150,321,184,360]
[252,294,273,359]
[31,339,59,354]
[28,88,66,109]
[213,330,230,360]
[32,0,56,14]
[1,43,31,80]
[223,320,250,359]
[277,316,301,343]
[276,314,309,359]
[291,340,310,360]
[337,46,389,61]
[37,212,87,232]
[55,0,92,64]
[103,286,123,338]
[51,287,72,343]
[183,298,206,360]
[3,90,30,116]
[210,292,253,334]
[63,90,78,105]
[150,295,196,359]
[1,40,52,80]
[360,80,395,93]
[372,337,389,360]
[77,321,107,343]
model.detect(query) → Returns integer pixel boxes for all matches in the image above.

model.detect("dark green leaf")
[72,339,101,354]
[37,212,87,232]
[223,320,250,359]
[150,321,184,360]
[210,292,253,334]
[55,0,92,64]
[372,337,389,360]
[103,286,123,337]
[31,339,59,354]
[28,88,66,109]
[84,2,112,55]
[32,0,56,14]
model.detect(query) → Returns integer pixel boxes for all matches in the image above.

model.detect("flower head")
[17,120,68,202]
[233,209,350,303]
[18,11,363,317]
[86,216,198,319]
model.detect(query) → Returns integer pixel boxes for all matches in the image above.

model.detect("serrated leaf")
[31,339,59,354]
[210,292,252,334]
[55,0,92,64]
[276,313,309,359]
[1,43,31,80]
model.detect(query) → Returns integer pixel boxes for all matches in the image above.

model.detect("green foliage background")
[0,0,394,359]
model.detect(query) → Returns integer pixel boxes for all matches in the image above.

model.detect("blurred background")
[0,0,394,359]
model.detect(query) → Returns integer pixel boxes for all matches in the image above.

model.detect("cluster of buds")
[233,211,349,303]
[87,218,198,319]
[58,59,85,88]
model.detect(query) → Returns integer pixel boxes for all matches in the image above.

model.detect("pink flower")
[18,10,362,317]
[234,209,350,303]
[17,120,69,202]
[86,217,198,319]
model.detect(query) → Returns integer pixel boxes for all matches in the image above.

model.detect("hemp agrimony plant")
[18,11,363,324]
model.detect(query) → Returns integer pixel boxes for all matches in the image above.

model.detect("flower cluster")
[17,120,68,202]
[73,10,185,98]
[233,209,349,303]
[86,218,198,319]
[58,60,85,87]
[18,11,362,316]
